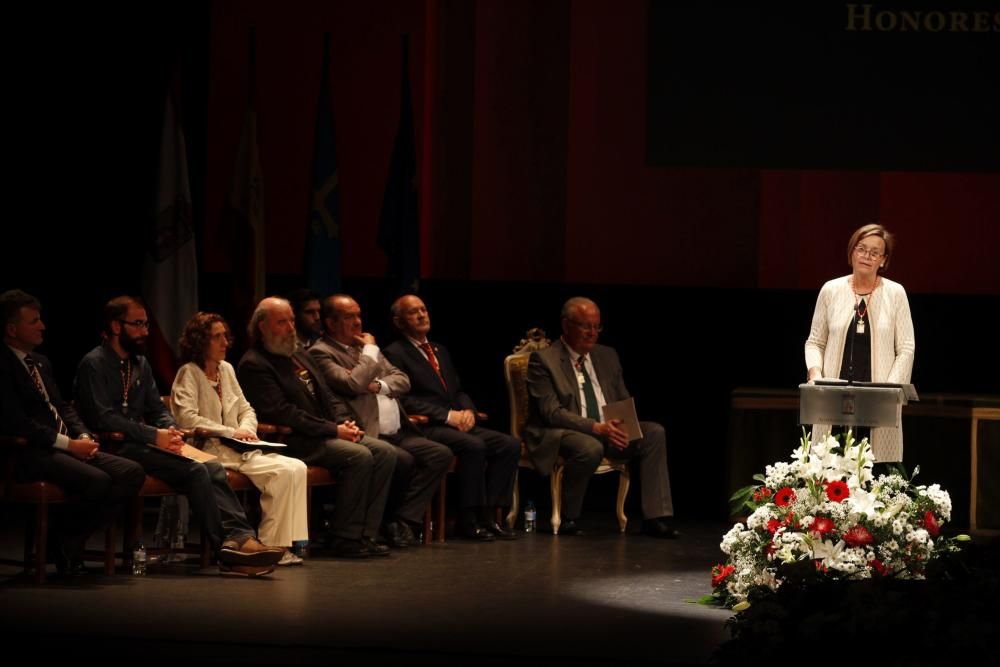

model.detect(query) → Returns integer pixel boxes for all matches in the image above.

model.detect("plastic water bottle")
[524,501,537,533]
[132,542,147,576]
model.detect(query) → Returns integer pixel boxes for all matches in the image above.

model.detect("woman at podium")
[804,223,915,462]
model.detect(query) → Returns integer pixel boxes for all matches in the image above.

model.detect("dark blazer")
[383,339,476,425]
[237,344,356,462]
[524,341,629,474]
[1,346,89,449]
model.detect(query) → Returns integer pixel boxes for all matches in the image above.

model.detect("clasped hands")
[446,409,476,433]
[593,418,629,451]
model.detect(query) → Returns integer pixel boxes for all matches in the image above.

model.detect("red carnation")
[775,487,796,507]
[869,559,888,576]
[843,524,874,547]
[711,564,736,587]
[825,480,850,503]
[923,511,940,537]
[766,519,782,534]
[809,516,835,536]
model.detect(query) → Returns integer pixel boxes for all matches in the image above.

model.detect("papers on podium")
[602,397,644,441]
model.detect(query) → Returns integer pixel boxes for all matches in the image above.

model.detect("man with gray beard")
[238,297,397,558]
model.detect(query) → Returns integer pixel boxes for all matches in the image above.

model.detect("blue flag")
[378,35,419,295]
[306,33,342,296]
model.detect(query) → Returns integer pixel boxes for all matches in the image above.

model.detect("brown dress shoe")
[219,535,285,567]
[219,563,274,577]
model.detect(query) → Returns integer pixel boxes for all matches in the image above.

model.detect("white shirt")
[562,340,608,421]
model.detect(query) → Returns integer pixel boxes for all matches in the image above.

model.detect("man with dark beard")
[238,297,397,559]
[75,296,285,576]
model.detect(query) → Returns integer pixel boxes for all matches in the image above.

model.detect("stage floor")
[0,513,733,665]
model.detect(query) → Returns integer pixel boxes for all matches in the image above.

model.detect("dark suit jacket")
[524,341,630,474]
[309,336,415,439]
[382,339,476,425]
[237,344,356,462]
[1,346,90,449]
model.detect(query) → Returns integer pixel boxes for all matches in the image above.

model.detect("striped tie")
[24,354,68,435]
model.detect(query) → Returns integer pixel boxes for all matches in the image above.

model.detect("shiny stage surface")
[0,514,733,665]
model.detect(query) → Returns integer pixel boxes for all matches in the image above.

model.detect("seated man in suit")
[238,297,397,558]
[383,295,519,541]
[525,297,678,538]
[0,289,145,576]
[309,294,452,548]
[75,296,285,576]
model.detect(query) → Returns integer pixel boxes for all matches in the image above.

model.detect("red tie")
[420,342,447,389]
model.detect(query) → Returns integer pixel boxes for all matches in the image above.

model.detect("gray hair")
[247,297,291,343]
[560,296,599,321]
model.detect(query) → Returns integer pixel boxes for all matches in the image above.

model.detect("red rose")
[869,559,888,576]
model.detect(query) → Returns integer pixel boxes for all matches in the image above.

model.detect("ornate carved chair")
[503,328,630,535]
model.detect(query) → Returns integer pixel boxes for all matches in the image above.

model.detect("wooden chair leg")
[506,469,520,530]
[616,469,630,533]
[200,538,212,569]
[423,504,432,546]
[550,466,564,536]
[435,476,447,543]
[104,523,116,575]
[34,502,49,584]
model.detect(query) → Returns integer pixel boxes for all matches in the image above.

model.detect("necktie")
[575,355,600,420]
[24,354,68,435]
[420,342,447,389]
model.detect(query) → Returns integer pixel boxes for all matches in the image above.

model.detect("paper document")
[602,397,643,441]
[216,435,287,451]
[181,444,218,463]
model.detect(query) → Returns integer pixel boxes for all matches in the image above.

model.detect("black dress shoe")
[557,520,584,536]
[458,523,495,541]
[362,537,392,557]
[397,520,420,546]
[641,518,680,539]
[484,521,517,540]
[330,538,370,559]
[381,522,410,549]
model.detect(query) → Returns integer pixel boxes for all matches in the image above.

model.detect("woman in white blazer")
[805,224,915,462]
[171,312,309,565]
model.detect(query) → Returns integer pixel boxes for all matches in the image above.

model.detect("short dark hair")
[178,312,230,367]
[103,295,145,334]
[286,288,321,315]
[0,289,41,327]
[321,294,352,323]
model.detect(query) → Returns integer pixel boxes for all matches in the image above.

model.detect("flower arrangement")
[707,430,968,610]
